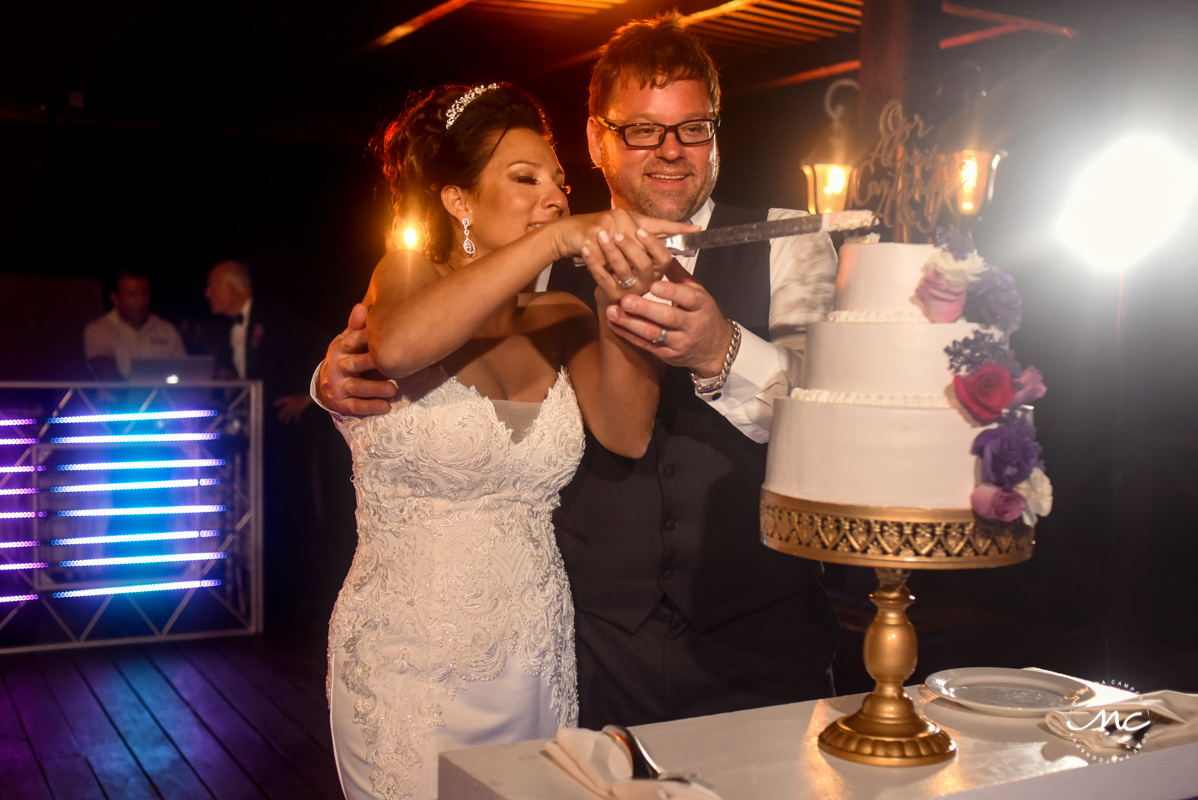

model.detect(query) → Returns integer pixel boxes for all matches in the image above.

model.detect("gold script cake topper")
[852,101,954,236]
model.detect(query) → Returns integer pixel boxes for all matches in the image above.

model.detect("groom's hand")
[317,303,397,416]
[603,261,732,377]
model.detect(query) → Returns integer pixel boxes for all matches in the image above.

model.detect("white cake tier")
[764,395,987,509]
[833,242,936,317]
[801,320,982,404]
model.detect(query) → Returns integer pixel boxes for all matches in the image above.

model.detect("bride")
[326,83,695,800]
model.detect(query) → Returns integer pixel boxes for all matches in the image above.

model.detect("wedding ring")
[652,327,668,345]
[617,275,637,289]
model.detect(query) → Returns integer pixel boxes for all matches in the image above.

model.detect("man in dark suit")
[206,260,329,632]
[314,14,840,727]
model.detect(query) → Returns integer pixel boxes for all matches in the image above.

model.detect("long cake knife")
[662,209,875,255]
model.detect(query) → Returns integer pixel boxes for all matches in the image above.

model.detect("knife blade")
[662,209,875,255]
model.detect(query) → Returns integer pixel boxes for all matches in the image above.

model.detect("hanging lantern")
[802,162,854,215]
[801,78,859,216]
[949,150,1004,216]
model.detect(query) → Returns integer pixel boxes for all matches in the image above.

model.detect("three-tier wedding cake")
[764,234,1051,524]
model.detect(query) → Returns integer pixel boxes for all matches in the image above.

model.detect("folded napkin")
[1046,690,1198,753]
[545,728,723,800]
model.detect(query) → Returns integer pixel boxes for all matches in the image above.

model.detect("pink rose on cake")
[971,484,1028,522]
[953,363,1016,423]
[916,247,987,323]
[1013,366,1046,405]
[915,270,967,323]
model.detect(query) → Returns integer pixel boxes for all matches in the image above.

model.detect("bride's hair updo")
[374,83,554,263]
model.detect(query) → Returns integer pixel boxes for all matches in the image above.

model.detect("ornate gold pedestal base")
[816,568,956,766]
[761,491,1034,767]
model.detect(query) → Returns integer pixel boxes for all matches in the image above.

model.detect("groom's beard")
[601,142,720,222]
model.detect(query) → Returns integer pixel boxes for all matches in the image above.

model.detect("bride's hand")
[549,210,697,299]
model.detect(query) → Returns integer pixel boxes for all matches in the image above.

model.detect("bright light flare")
[403,227,419,248]
[1057,133,1198,271]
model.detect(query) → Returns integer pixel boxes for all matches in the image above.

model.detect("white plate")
[924,668,1095,717]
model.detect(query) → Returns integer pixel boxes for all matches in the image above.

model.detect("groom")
[317,13,840,728]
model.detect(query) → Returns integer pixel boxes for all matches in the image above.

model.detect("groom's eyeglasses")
[594,116,720,149]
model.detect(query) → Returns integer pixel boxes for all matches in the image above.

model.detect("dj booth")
[0,381,262,652]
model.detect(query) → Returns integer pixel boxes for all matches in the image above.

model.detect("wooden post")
[857,0,942,242]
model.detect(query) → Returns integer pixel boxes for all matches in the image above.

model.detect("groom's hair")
[588,11,721,118]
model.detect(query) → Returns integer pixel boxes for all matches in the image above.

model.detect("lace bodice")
[328,367,582,799]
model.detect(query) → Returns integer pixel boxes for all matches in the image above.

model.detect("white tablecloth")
[440,679,1198,800]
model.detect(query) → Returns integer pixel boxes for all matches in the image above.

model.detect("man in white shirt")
[83,271,186,380]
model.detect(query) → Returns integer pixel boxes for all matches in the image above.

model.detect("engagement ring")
[617,276,637,289]
[653,327,668,345]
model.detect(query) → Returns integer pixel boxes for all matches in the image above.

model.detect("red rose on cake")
[953,363,1016,423]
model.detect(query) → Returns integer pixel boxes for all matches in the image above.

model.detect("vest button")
[662,569,676,580]
[662,465,675,478]
[664,520,677,531]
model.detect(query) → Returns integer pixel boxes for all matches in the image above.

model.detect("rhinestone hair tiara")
[445,84,500,130]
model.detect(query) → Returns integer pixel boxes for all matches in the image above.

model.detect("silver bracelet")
[691,320,741,395]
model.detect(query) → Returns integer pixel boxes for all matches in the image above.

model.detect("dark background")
[2,0,1197,692]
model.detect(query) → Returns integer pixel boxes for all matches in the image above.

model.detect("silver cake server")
[662,209,876,255]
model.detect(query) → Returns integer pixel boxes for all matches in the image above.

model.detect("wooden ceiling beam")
[940,23,1025,49]
[753,1,858,31]
[363,0,476,52]
[941,2,1077,37]
[714,14,820,42]
[734,7,854,36]
[758,0,861,24]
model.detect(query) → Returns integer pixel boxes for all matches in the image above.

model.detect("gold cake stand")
[760,489,1034,767]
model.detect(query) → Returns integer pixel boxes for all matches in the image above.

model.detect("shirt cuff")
[697,328,796,443]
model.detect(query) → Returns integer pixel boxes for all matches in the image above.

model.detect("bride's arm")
[562,292,663,459]
[559,227,680,458]
[366,212,694,380]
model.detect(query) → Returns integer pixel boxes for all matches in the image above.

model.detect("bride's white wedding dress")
[327,367,582,800]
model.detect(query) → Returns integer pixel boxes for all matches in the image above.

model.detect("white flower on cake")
[922,248,987,291]
[1014,467,1053,525]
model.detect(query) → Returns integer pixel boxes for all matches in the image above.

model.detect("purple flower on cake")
[945,331,1022,377]
[971,419,1043,490]
[971,483,1028,522]
[915,270,967,323]
[1013,366,1047,405]
[935,226,977,260]
[1013,467,1053,525]
[953,363,1016,423]
[964,265,1022,335]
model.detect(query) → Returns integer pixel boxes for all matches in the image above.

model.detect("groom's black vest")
[548,203,823,633]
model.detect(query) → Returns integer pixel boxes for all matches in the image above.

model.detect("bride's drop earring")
[462,218,476,256]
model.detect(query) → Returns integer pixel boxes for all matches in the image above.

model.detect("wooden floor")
[0,635,340,800]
